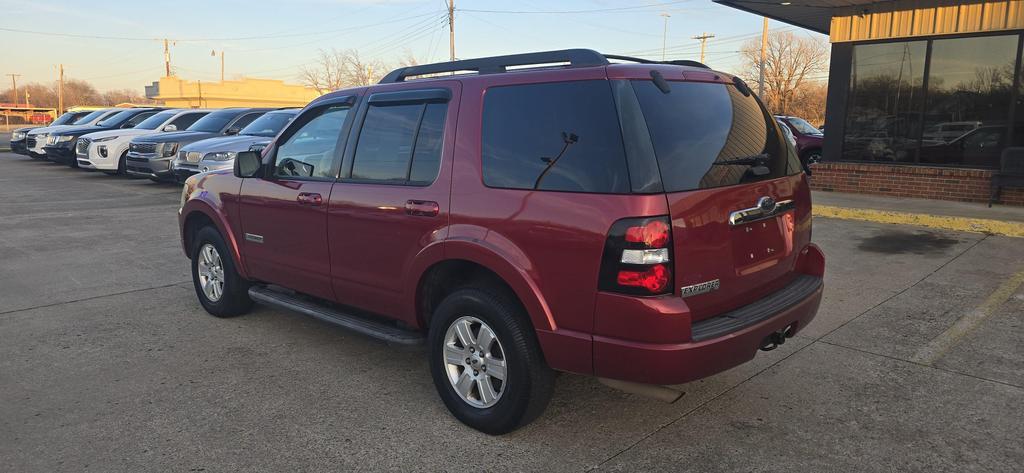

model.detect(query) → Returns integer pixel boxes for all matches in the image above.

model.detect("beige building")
[145,76,320,109]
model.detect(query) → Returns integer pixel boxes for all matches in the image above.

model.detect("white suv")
[77,109,210,174]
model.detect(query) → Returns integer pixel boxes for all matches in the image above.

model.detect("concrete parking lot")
[1,153,1022,472]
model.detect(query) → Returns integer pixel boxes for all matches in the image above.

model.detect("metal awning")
[712,0,960,35]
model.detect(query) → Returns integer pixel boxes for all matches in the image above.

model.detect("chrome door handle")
[729,196,794,226]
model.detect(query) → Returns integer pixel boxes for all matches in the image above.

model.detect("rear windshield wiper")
[712,153,771,166]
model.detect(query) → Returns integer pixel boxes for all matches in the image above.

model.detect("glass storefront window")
[918,35,1018,167]
[842,34,1023,169]
[844,41,927,163]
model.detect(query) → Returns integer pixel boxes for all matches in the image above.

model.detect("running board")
[248,286,425,346]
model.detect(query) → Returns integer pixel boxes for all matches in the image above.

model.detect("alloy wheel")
[196,243,225,302]
[443,316,507,408]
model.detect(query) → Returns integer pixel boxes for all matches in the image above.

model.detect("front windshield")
[240,112,296,137]
[187,111,238,133]
[72,110,106,125]
[786,117,822,135]
[52,112,84,126]
[97,110,135,126]
[135,111,178,130]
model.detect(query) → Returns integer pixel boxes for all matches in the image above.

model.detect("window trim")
[339,90,451,187]
[265,96,358,182]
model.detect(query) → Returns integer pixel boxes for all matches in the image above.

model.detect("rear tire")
[190,226,253,318]
[428,286,555,435]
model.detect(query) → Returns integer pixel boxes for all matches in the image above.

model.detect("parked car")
[918,125,1023,168]
[77,109,211,174]
[126,108,271,182]
[172,108,299,182]
[922,121,981,142]
[10,110,95,156]
[25,109,122,159]
[178,50,824,434]
[775,115,823,164]
[44,108,165,167]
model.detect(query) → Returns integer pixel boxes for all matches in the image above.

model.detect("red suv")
[178,50,824,434]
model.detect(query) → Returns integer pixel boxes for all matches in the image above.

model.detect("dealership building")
[716,0,1024,206]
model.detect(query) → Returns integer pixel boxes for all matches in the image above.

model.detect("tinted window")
[72,110,107,125]
[231,112,264,131]
[187,110,240,132]
[135,110,178,130]
[122,111,156,128]
[351,102,447,184]
[52,112,86,126]
[844,41,927,162]
[482,80,629,193]
[274,105,350,179]
[97,110,135,126]
[169,112,207,130]
[241,111,295,137]
[632,80,794,192]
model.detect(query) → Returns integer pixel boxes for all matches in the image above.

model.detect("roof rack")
[604,54,711,69]
[379,49,610,83]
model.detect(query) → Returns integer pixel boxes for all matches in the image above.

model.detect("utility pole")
[659,13,671,61]
[211,49,225,81]
[759,17,768,97]
[692,32,715,64]
[163,39,174,76]
[57,64,64,115]
[448,0,455,61]
[6,73,20,107]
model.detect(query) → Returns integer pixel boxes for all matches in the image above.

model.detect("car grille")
[76,138,91,156]
[186,151,202,162]
[26,137,36,148]
[130,143,157,154]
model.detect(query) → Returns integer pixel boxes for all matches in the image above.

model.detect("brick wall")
[809,162,1024,207]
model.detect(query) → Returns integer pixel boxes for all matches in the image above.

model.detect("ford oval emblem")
[757,196,777,213]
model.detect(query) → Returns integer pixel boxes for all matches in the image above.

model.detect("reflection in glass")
[918,35,1017,167]
[844,41,927,162]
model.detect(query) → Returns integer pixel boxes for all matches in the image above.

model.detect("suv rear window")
[631,80,799,192]
[482,80,630,194]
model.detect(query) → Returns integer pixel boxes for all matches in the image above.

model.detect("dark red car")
[776,115,824,164]
[178,50,824,434]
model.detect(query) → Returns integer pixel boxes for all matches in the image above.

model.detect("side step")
[248,286,425,346]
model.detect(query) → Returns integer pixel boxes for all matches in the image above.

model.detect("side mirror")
[233,151,263,178]
[225,127,241,135]
[163,124,177,132]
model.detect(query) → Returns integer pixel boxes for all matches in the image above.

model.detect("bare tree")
[300,48,388,94]
[740,31,829,116]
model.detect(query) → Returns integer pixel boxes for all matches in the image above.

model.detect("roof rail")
[604,54,710,69]
[378,49,610,83]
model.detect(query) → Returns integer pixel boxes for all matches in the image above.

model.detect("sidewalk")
[812,191,1024,237]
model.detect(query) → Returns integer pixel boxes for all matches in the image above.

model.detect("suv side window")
[231,112,264,130]
[123,111,156,128]
[169,112,206,130]
[481,80,630,193]
[349,102,447,185]
[273,104,350,179]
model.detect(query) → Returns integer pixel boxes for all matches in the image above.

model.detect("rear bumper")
[593,276,822,385]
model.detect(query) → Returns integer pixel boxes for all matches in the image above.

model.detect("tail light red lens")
[624,220,670,248]
[616,264,671,293]
[599,216,674,296]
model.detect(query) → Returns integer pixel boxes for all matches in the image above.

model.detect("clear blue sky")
[0,0,824,92]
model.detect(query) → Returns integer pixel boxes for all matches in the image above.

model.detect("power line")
[460,0,694,14]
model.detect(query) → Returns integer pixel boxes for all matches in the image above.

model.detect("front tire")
[428,287,555,435]
[190,226,253,317]
[116,151,128,175]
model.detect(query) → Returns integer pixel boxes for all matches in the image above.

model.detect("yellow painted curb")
[813,205,1024,238]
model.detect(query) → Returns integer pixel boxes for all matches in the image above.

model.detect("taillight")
[599,216,673,296]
